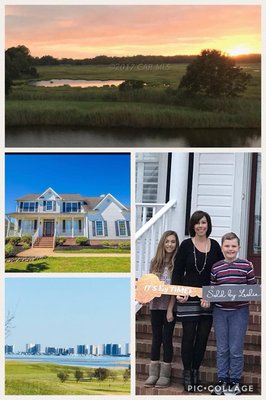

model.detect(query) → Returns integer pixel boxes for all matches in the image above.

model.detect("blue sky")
[5,278,130,352]
[5,154,130,213]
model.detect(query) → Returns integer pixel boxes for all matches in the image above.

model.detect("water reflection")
[30,79,124,88]
[5,127,261,148]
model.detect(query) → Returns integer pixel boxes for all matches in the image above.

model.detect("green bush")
[5,243,15,257]
[22,243,30,250]
[21,235,32,245]
[118,241,131,249]
[102,241,111,247]
[8,236,20,246]
[75,237,88,246]
[55,237,66,246]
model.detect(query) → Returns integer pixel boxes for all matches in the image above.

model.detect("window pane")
[118,221,126,236]
[96,221,103,235]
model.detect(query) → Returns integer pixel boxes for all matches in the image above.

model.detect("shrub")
[21,235,32,245]
[74,369,83,382]
[5,243,15,257]
[118,241,131,249]
[57,371,69,383]
[102,241,111,247]
[55,237,66,246]
[22,242,30,250]
[8,236,20,246]
[75,237,88,246]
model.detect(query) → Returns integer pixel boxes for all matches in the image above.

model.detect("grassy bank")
[6,63,261,129]
[5,361,130,395]
[5,256,130,273]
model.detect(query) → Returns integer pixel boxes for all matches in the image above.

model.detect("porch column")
[84,217,88,238]
[169,153,189,242]
[7,218,11,237]
[72,217,74,237]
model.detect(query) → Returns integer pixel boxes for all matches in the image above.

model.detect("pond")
[5,127,261,148]
[30,79,125,88]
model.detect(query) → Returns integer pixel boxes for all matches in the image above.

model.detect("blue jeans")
[213,306,249,382]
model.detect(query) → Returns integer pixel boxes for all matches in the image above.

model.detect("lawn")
[5,256,130,273]
[5,361,130,395]
[54,248,130,253]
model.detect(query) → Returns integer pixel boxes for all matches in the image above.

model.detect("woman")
[168,210,223,391]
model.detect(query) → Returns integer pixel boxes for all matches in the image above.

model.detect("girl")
[144,230,179,388]
[168,211,224,391]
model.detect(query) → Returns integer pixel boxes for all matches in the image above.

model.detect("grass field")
[6,63,261,129]
[5,361,130,395]
[5,256,130,273]
[54,248,130,253]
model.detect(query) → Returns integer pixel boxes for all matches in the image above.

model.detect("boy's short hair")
[221,232,240,245]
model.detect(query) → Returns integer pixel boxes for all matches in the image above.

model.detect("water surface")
[5,127,261,148]
[30,79,124,88]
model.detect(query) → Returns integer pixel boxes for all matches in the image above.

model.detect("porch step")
[136,304,261,394]
[33,237,54,248]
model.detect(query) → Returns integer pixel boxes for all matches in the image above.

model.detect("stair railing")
[31,228,39,248]
[53,226,57,249]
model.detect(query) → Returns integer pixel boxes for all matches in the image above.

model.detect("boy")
[210,232,256,395]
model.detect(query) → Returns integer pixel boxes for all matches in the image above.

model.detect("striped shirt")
[210,258,256,310]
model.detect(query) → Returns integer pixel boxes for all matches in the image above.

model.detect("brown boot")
[155,362,171,388]
[144,362,160,387]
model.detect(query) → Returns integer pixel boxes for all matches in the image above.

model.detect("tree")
[123,366,131,383]
[5,310,15,337]
[74,370,83,382]
[119,79,145,91]
[94,367,110,381]
[179,49,251,97]
[57,371,69,382]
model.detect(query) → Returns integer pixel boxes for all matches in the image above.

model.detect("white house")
[136,152,261,278]
[6,187,130,246]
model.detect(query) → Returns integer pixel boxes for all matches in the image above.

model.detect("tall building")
[5,344,14,354]
[125,343,130,356]
[26,343,41,354]
[105,343,112,356]
[112,343,122,356]
[77,344,88,355]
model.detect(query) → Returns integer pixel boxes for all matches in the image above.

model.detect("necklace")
[193,239,208,274]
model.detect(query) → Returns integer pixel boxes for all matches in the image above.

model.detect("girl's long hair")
[150,230,179,276]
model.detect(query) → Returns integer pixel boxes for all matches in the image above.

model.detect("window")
[96,221,104,236]
[20,202,38,212]
[46,201,53,211]
[65,202,79,212]
[118,221,127,236]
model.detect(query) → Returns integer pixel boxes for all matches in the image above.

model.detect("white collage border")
[0,1,264,399]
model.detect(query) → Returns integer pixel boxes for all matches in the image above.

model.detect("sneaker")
[225,382,241,395]
[211,380,228,395]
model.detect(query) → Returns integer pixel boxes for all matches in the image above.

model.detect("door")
[247,154,261,277]
[43,220,54,237]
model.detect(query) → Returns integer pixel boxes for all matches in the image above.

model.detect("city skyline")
[6,5,261,58]
[5,278,130,352]
[5,153,130,214]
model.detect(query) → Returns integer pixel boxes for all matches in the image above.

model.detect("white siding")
[191,153,251,254]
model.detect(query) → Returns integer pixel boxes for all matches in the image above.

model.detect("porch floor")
[16,248,129,257]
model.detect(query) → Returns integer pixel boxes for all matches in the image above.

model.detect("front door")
[247,154,261,277]
[43,220,54,237]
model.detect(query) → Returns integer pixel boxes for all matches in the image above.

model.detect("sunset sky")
[5,5,261,59]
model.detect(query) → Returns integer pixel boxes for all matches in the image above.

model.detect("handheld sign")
[135,273,202,303]
[202,284,261,302]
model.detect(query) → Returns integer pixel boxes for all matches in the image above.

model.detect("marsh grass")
[5,361,130,395]
[6,63,261,129]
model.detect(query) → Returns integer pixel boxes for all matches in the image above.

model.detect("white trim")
[93,193,128,211]
[37,186,62,200]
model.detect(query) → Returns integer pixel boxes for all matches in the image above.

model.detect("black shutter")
[115,221,119,236]
[34,220,37,230]
[79,220,82,231]
[63,220,65,231]
[104,221,108,236]
[63,202,65,212]
[126,221,131,236]
[92,221,96,236]
[18,220,21,229]
[78,202,81,212]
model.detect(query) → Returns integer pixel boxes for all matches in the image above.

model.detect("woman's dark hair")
[189,210,212,237]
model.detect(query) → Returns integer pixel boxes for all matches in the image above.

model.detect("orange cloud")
[5,5,261,58]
